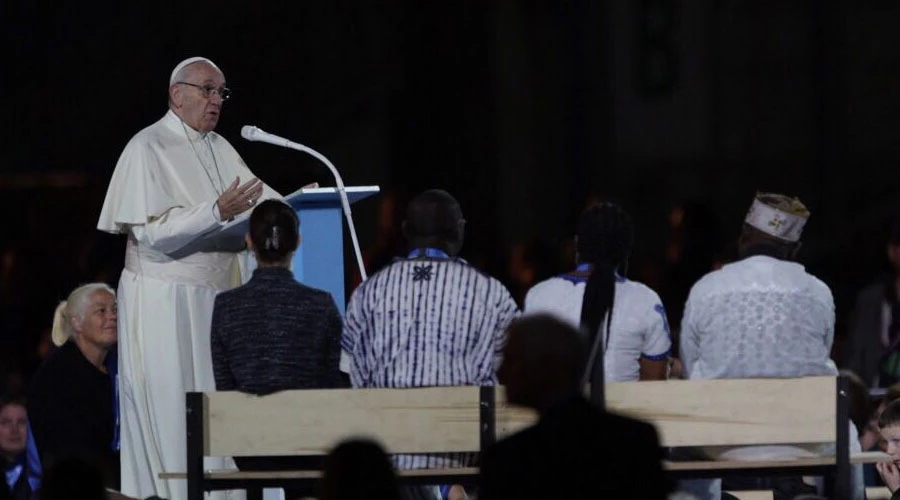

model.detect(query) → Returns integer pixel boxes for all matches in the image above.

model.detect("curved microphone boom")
[241,125,368,281]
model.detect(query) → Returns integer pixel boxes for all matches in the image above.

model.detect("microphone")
[241,126,294,148]
[241,125,368,281]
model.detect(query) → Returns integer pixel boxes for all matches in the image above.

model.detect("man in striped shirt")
[342,189,519,473]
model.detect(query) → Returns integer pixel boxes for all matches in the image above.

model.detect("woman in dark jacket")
[27,283,119,491]
[210,199,345,394]
[210,200,345,498]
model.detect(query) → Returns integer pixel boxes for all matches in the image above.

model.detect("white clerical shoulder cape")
[98,110,280,500]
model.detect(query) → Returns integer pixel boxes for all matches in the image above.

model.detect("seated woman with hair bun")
[27,283,119,490]
[211,199,345,395]
[210,199,345,497]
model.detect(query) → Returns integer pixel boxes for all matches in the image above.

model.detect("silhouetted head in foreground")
[319,439,402,500]
[499,314,588,415]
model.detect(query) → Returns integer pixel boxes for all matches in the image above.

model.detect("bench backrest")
[200,386,486,457]
[195,376,840,457]
[498,376,839,447]
[607,376,837,447]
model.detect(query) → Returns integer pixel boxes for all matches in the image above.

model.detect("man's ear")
[169,85,183,108]
[790,241,802,260]
[245,234,253,251]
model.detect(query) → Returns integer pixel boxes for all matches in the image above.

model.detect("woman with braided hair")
[525,202,671,383]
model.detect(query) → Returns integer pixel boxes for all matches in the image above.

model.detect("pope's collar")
[164,109,210,140]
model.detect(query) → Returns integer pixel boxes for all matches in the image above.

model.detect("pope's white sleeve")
[129,201,224,254]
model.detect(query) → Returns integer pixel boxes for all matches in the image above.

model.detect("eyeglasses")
[176,81,232,100]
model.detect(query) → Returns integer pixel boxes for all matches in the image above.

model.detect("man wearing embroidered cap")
[680,192,830,380]
[96,57,279,499]
[677,193,865,499]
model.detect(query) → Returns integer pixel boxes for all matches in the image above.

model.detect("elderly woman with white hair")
[26,283,119,490]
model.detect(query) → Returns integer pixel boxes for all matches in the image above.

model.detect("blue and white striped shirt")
[342,254,519,468]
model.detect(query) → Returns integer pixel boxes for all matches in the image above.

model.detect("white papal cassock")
[98,110,279,500]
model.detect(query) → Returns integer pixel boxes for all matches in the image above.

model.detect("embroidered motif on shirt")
[413,265,434,282]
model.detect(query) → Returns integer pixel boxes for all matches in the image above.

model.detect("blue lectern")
[217,185,380,313]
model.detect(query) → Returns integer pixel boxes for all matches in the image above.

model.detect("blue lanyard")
[25,421,42,492]
[563,263,625,283]
[5,460,22,491]
[556,263,593,284]
[4,449,39,494]
[407,248,451,260]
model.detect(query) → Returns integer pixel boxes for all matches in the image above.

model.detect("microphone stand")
[244,128,367,281]
[286,143,367,281]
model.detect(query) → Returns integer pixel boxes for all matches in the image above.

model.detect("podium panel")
[292,205,344,313]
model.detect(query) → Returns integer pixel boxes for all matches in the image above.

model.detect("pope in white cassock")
[97,57,280,500]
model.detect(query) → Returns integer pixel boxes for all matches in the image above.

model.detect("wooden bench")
[602,376,852,479]
[179,386,494,499]
[866,486,893,500]
[169,375,883,499]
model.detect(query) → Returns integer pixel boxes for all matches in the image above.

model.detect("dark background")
[2,1,900,384]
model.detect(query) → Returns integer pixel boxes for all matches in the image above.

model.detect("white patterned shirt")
[680,255,837,380]
[524,275,671,382]
[342,255,519,469]
[679,255,863,500]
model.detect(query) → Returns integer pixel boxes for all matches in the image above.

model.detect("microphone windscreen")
[240,125,258,141]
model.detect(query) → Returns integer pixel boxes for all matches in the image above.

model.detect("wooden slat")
[605,377,836,447]
[664,451,891,469]
[664,450,886,470]
[205,386,482,456]
[163,452,875,480]
[159,468,478,481]
[664,457,835,471]
[207,471,321,479]
[158,449,891,480]
[494,387,538,439]
[853,451,891,463]
[725,491,774,500]
[866,486,892,500]
[397,468,478,477]
[161,450,883,482]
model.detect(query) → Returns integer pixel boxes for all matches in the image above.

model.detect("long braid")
[577,203,634,408]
